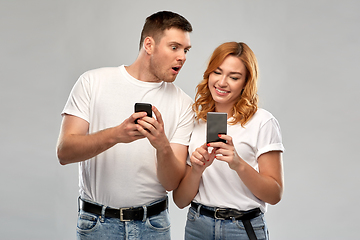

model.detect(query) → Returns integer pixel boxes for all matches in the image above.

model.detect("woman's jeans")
[76,197,171,240]
[185,204,269,240]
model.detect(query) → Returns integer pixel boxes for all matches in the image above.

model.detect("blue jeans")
[76,197,171,240]
[185,204,269,240]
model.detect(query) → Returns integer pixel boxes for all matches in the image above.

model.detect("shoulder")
[164,82,193,104]
[253,108,275,120]
[247,108,278,127]
[80,66,122,79]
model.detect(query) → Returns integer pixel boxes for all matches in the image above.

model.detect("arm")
[56,112,147,165]
[210,135,284,205]
[136,106,188,191]
[173,144,217,209]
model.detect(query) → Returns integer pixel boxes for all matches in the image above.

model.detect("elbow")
[174,201,189,209]
[163,183,178,192]
[173,194,190,209]
[268,190,283,205]
[57,146,71,166]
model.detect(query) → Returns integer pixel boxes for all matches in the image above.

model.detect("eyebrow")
[217,67,242,75]
[169,41,192,49]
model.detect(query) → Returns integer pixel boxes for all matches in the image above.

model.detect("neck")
[214,103,233,118]
[125,51,160,83]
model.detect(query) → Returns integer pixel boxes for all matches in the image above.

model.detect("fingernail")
[207,143,210,147]
[203,163,205,165]
[218,134,221,137]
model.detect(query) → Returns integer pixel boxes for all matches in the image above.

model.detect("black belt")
[191,202,261,240]
[79,198,167,221]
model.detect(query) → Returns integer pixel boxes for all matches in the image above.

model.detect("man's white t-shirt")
[62,65,194,208]
[188,109,284,213]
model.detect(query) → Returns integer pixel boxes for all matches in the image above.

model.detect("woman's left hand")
[207,134,242,170]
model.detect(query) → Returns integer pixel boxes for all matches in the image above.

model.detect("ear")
[143,36,155,55]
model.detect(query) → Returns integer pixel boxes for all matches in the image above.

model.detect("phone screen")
[206,112,227,143]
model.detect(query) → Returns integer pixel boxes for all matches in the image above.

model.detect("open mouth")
[215,87,229,94]
[172,66,181,73]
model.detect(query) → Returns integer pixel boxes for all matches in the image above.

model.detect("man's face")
[149,28,191,83]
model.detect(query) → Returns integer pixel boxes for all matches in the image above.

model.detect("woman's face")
[208,55,247,113]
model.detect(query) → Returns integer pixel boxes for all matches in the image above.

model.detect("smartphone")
[206,112,227,143]
[134,103,152,124]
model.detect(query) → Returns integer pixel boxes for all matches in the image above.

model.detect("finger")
[219,134,233,145]
[192,151,207,163]
[132,112,148,123]
[152,106,164,125]
[190,155,206,166]
[135,122,152,137]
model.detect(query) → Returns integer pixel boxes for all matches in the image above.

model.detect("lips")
[172,66,181,74]
[215,87,229,95]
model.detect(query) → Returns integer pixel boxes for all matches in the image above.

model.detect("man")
[56,11,193,239]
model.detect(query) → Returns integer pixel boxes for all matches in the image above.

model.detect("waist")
[79,197,168,221]
[191,202,262,221]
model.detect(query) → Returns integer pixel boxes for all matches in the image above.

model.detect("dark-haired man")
[57,11,193,239]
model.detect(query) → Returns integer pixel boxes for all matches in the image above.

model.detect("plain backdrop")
[1,1,359,239]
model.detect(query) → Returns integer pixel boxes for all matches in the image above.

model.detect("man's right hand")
[56,112,148,165]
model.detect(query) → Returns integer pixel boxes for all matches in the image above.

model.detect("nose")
[177,51,186,63]
[218,75,227,87]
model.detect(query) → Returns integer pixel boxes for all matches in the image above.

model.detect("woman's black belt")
[191,202,262,240]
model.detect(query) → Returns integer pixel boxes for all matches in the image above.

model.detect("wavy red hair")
[193,42,259,126]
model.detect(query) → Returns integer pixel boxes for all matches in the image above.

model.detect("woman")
[173,42,284,240]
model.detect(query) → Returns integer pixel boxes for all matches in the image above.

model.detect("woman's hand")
[209,134,284,205]
[190,143,217,174]
[208,134,243,170]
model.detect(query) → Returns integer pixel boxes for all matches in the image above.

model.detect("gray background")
[1,0,359,239]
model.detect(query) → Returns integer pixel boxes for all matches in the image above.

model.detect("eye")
[230,77,239,80]
[171,46,177,50]
[184,48,190,54]
[213,71,221,75]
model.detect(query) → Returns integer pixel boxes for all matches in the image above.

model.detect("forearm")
[235,162,283,205]
[156,144,186,191]
[173,166,202,209]
[57,127,118,165]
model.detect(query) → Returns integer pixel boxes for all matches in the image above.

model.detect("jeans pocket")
[146,210,171,232]
[187,207,197,222]
[77,210,100,232]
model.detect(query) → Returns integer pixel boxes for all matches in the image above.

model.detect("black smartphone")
[206,112,227,143]
[134,103,152,123]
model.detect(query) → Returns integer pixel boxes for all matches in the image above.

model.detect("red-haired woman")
[173,42,285,240]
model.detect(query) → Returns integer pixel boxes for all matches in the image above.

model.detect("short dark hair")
[139,11,192,49]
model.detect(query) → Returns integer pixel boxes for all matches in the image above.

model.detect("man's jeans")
[76,198,171,240]
[185,204,269,240]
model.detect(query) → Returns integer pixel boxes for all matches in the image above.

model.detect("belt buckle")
[214,208,226,220]
[120,207,130,222]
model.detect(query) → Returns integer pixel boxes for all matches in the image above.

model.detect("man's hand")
[135,106,169,150]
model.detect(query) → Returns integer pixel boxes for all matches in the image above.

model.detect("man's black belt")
[191,202,262,240]
[79,198,167,221]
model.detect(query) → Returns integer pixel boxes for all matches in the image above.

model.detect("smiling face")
[149,28,191,83]
[208,55,247,114]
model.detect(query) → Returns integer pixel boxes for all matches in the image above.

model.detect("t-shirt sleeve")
[61,73,91,123]
[256,117,285,159]
[169,93,195,146]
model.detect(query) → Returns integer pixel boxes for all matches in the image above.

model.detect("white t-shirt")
[62,65,194,208]
[188,109,284,213]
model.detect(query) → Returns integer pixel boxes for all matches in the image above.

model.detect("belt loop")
[196,203,201,218]
[142,205,147,222]
[100,205,106,223]
[77,196,81,213]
